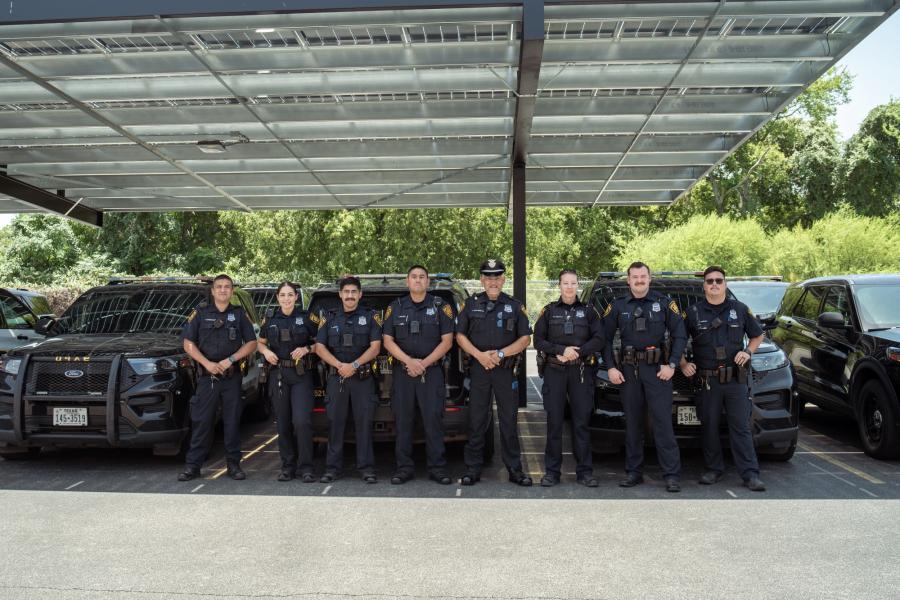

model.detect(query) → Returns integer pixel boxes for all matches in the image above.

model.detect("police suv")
[0,278,265,460]
[305,274,490,455]
[586,272,799,461]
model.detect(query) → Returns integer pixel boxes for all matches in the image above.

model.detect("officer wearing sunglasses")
[680,266,766,491]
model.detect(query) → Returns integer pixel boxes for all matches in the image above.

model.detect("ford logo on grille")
[64,370,84,379]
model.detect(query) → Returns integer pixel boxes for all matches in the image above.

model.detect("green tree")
[841,100,900,217]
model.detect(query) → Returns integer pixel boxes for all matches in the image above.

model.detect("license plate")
[676,405,701,426]
[52,407,88,427]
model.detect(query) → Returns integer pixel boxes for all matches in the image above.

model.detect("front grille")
[671,371,696,393]
[27,361,111,396]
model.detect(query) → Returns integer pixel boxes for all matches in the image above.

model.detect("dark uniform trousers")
[186,372,243,469]
[269,367,315,474]
[699,378,759,478]
[324,374,376,475]
[392,365,446,475]
[464,362,522,474]
[621,363,681,478]
[542,364,595,478]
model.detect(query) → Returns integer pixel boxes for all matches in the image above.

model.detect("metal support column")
[512,162,528,406]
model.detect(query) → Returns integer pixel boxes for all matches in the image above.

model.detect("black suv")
[306,274,487,453]
[0,278,265,460]
[770,274,900,458]
[585,273,799,460]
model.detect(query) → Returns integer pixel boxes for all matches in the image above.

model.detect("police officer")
[314,276,382,484]
[681,266,766,492]
[178,274,257,481]
[602,262,686,492]
[456,259,533,486]
[382,265,455,485]
[533,269,605,487]
[257,281,319,483]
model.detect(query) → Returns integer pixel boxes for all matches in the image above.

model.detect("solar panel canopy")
[0,0,895,225]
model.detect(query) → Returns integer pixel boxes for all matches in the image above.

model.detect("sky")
[0,11,898,227]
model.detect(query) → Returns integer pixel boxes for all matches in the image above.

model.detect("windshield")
[728,283,789,315]
[854,285,900,330]
[53,288,206,335]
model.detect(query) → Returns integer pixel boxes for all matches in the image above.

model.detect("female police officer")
[257,282,319,482]
[533,269,605,487]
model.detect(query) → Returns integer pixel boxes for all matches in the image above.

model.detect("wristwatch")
[497,350,505,359]
[351,360,360,369]
[668,361,677,370]
[227,355,236,365]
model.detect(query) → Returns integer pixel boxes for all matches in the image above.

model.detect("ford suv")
[0,278,265,460]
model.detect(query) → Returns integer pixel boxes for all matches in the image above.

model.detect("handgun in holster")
[622,346,636,366]
[535,351,547,378]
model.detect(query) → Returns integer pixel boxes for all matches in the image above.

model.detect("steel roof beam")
[544,0,892,21]
[0,172,102,227]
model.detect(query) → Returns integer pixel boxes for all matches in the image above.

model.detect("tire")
[758,440,796,462]
[0,447,41,461]
[243,385,273,423]
[856,380,900,459]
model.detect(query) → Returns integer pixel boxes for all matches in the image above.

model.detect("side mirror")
[757,312,777,329]
[817,312,848,330]
[34,316,56,336]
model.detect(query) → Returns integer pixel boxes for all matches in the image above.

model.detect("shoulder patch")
[309,312,320,325]
[602,304,612,317]
[669,300,679,314]
[186,309,197,323]
[317,316,326,329]
[384,305,393,320]
[373,311,383,327]
[520,305,528,316]
[442,304,453,319]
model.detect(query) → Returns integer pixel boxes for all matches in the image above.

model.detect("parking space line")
[321,485,332,495]
[726,490,737,498]
[796,451,864,455]
[64,481,84,490]
[859,487,878,498]
[807,460,858,488]
[190,484,204,493]
[528,377,543,401]
[208,433,279,480]
[455,488,462,497]
[798,442,885,485]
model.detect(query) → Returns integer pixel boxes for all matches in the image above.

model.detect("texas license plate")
[676,405,701,426]
[52,407,88,427]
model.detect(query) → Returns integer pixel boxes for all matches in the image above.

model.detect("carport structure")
[0,1,895,397]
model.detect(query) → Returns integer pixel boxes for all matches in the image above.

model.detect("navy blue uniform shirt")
[533,298,605,358]
[600,290,687,366]
[382,293,455,359]
[260,306,319,361]
[315,307,383,363]
[181,302,256,362]
[685,298,763,370]
[457,291,531,352]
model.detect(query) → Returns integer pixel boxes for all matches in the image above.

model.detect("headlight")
[1,357,22,375]
[751,349,788,372]
[127,358,178,375]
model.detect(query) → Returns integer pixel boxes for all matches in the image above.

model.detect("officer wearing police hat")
[314,276,383,484]
[178,274,257,481]
[533,269,605,487]
[257,281,320,483]
[456,259,533,486]
[601,262,687,492]
[382,265,455,485]
[681,266,766,491]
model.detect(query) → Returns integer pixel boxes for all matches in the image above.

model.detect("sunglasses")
[705,277,725,285]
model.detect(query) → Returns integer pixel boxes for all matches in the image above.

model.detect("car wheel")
[758,440,796,462]
[243,385,273,423]
[857,380,900,459]
[0,447,41,460]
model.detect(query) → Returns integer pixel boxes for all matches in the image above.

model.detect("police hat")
[479,258,506,276]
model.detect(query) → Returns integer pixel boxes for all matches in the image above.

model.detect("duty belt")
[621,346,662,366]
[328,362,374,380]
[198,364,236,378]
[699,365,748,384]
[546,355,596,368]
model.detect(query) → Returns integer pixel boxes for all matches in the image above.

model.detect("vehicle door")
[0,291,41,353]
[776,284,827,398]
[811,284,857,409]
